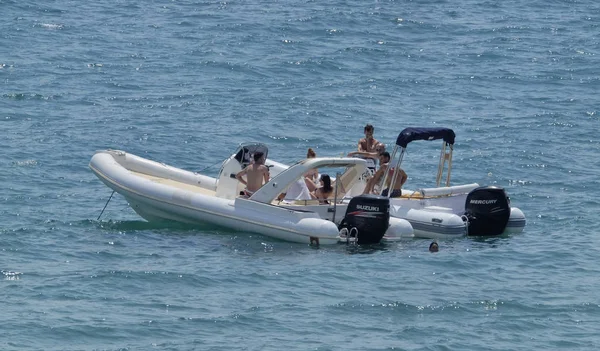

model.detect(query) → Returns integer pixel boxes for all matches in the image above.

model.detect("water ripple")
[2,0,600,349]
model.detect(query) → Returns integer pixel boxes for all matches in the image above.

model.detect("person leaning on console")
[363,151,407,198]
[358,124,379,154]
[348,124,386,173]
[347,142,386,160]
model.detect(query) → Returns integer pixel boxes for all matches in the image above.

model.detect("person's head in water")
[307,148,316,158]
[320,174,333,193]
[429,241,439,252]
[253,152,265,164]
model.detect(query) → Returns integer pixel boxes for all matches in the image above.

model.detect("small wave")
[93,219,215,232]
[2,271,23,280]
[12,159,38,167]
[2,93,55,100]
[330,298,586,317]
[36,23,64,30]
[344,242,392,255]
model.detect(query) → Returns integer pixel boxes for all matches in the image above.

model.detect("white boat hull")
[272,160,526,240]
[90,150,414,245]
[387,185,526,239]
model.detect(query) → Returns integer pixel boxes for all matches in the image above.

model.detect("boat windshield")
[311,165,358,194]
[234,143,269,168]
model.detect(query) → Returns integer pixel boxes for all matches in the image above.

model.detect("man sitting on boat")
[363,152,407,198]
[235,152,270,197]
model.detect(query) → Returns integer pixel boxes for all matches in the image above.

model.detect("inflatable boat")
[270,127,526,239]
[348,127,526,239]
[89,145,414,245]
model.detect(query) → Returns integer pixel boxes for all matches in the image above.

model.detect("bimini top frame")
[384,127,456,191]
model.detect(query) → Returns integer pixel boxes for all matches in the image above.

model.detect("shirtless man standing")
[352,124,382,172]
[358,124,380,155]
[347,142,385,163]
[363,152,407,198]
[236,152,270,196]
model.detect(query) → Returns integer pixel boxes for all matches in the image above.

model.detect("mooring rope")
[97,191,115,221]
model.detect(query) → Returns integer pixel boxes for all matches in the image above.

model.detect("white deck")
[131,171,217,197]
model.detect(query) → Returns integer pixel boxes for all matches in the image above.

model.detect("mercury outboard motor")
[338,194,389,244]
[463,186,510,236]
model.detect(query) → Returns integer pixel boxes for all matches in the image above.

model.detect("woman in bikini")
[311,174,334,204]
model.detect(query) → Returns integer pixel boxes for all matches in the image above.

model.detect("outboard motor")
[338,194,390,244]
[463,186,510,236]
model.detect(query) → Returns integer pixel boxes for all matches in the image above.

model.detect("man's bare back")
[236,152,270,193]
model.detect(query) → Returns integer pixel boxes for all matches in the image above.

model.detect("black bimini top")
[234,143,269,167]
[395,127,456,148]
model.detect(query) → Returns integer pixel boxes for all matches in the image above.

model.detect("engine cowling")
[339,194,390,244]
[464,186,510,236]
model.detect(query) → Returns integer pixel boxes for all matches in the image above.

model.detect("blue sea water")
[2,0,600,349]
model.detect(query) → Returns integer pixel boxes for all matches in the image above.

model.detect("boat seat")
[282,197,344,206]
[287,199,320,206]
[131,171,217,196]
[403,191,454,200]
[420,183,479,197]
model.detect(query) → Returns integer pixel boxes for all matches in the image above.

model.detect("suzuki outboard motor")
[464,186,510,236]
[338,194,390,244]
